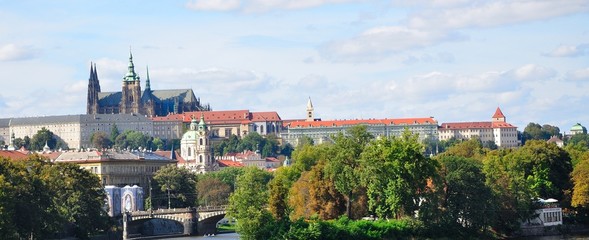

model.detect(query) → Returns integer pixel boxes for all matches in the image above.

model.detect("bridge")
[122,206,227,239]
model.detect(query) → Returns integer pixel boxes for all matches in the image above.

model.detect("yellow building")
[54,150,176,190]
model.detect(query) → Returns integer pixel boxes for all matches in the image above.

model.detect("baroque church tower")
[87,62,101,114]
[180,114,217,174]
[120,51,143,114]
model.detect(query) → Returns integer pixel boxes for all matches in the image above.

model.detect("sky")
[0,0,588,132]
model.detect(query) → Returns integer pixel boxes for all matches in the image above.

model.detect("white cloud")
[186,0,360,12]
[0,44,38,61]
[186,0,241,11]
[407,0,589,30]
[319,26,460,62]
[567,67,589,81]
[543,44,589,58]
[507,64,557,82]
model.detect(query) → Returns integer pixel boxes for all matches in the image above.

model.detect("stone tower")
[180,114,217,173]
[120,50,142,114]
[306,97,314,122]
[86,62,101,114]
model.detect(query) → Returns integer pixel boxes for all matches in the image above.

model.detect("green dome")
[571,123,587,133]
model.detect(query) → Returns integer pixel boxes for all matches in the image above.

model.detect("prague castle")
[87,51,210,117]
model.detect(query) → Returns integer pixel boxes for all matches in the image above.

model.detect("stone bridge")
[122,206,227,239]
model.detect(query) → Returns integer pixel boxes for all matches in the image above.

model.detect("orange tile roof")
[492,107,505,118]
[440,121,516,129]
[251,112,282,122]
[286,117,437,128]
[0,150,29,161]
[217,160,245,167]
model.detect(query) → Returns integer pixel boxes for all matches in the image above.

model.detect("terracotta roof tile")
[0,150,29,161]
[286,117,437,128]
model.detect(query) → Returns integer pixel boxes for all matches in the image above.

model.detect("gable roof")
[0,150,29,161]
[492,107,505,118]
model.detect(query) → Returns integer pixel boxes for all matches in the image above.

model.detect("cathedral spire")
[123,48,140,82]
[145,65,151,90]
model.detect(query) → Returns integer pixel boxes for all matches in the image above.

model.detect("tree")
[90,131,111,149]
[30,127,57,150]
[197,177,231,206]
[227,167,274,240]
[110,124,119,143]
[153,165,197,208]
[360,130,438,219]
[43,163,110,238]
[440,138,487,161]
[324,125,373,218]
[438,156,495,234]
[572,155,589,208]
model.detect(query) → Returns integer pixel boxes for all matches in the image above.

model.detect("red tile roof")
[492,107,505,118]
[154,150,185,164]
[440,121,516,129]
[251,112,282,122]
[285,117,437,128]
[0,150,29,161]
[152,110,282,125]
[217,160,245,167]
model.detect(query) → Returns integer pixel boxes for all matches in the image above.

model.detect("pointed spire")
[145,65,151,90]
[93,63,100,92]
[123,48,140,82]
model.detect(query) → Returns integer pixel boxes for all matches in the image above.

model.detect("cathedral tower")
[120,50,142,114]
[87,62,101,114]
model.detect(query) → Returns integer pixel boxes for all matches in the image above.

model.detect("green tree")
[360,130,437,219]
[227,167,274,240]
[90,131,112,149]
[153,165,197,208]
[440,138,487,161]
[110,124,119,142]
[324,125,373,218]
[438,156,495,235]
[30,127,57,150]
[44,163,110,239]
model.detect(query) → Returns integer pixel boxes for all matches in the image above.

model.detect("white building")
[179,115,218,174]
[438,107,519,148]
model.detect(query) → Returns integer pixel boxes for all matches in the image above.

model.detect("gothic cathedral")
[86,51,210,116]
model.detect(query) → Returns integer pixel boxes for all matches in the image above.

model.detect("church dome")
[571,123,587,134]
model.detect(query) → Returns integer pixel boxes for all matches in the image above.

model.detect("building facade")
[87,51,209,117]
[54,150,175,190]
[6,114,154,149]
[151,110,283,140]
[438,107,519,148]
[179,115,218,174]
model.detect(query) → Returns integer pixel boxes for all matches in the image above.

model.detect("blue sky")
[0,0,588,132]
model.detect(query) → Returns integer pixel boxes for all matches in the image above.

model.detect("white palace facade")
[438,107,519,148]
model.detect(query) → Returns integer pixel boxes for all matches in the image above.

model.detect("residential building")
[438,107,519,148]
[87,51,209,117]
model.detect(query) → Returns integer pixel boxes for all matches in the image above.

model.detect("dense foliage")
[0,155,110,239]
[226,125,588,239]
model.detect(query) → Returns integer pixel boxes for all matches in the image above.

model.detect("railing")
[196,205,227,212]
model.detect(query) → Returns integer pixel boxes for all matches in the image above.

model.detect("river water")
[161,232,239,239]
